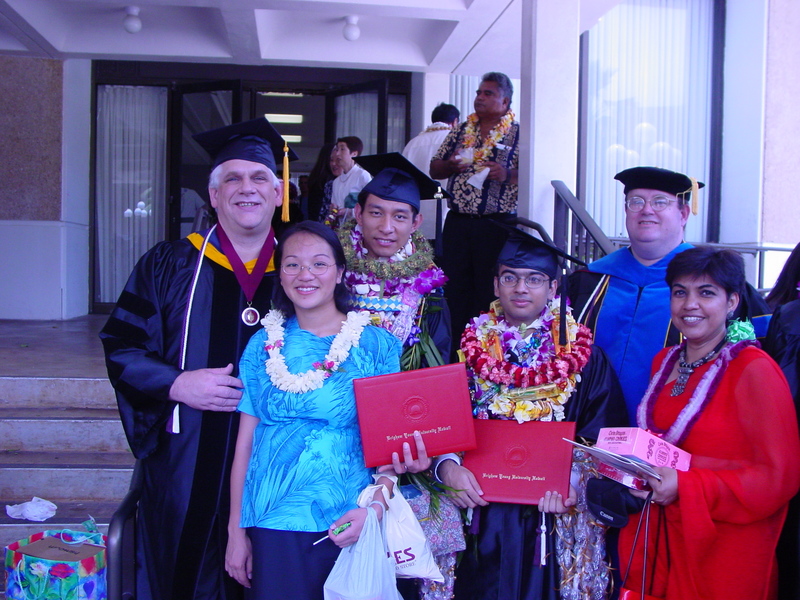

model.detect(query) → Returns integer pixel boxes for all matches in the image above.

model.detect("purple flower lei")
[636,339,758,445]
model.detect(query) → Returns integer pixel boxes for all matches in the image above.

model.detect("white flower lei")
[262,310,371,393]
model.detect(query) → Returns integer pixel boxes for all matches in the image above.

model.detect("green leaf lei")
[338,221,436,281]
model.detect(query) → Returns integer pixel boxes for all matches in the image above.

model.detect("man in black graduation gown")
[434,227,628,600]
[100,117,297,600]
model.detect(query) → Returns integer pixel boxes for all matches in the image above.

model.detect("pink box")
[597,427,691,471]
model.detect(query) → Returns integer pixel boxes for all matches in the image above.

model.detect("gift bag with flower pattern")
[4,529,107,600]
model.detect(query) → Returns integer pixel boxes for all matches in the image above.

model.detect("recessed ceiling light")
[283,135,303,143]
[264,114,303,124]
[261,92,304,98]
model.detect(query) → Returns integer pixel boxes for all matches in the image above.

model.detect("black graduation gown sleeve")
[763,299,800,600]
[566,269,605,330]
[99,240,194,459]
[454,345,628,600]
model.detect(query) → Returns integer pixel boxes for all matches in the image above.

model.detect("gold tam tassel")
[690,177,699,216]
[281,142,290,222]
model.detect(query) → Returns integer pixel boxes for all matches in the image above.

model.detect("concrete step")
[0,408,129,453]
[0,376,116,409]
[0,451,134,504]
[0,499,116,551]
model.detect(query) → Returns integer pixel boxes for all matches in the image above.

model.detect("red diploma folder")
[354,363,476,468]
[462,419,577,504]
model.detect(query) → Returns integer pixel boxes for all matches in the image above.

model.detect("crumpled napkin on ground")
[6,497,57,521]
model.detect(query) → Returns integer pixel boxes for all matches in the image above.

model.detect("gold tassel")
[690,177,699,216]
[281,142,290,223]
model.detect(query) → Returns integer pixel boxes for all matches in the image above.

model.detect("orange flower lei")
[461,110,516,165]
[461,300,593,422]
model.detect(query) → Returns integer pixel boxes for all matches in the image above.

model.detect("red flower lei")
[461,303,594,390]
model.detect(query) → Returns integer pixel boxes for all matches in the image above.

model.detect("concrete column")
[61,59,92,318]
[720,0,768,245]
[518,0,581,232]
[762,0,800,246]
[409,72,451,140]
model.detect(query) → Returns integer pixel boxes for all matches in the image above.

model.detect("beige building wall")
[762,0,800,245]
[0,57,63,221]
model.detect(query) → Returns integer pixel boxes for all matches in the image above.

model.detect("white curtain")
[96,85,168,303]
[335,92,407,154]
[583,0,714,243]
[335,92,378,154]
[450,75,482,121]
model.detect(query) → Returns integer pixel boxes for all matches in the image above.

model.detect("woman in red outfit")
[619,246,800,600]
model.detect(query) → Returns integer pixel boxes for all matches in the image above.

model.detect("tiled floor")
[0,315,109,378]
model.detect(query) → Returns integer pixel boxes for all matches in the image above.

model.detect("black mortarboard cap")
[614,166,704,196]
[492,221,586,344]
[193,117,299,172]
[354,152,452,211]
[495,225,585,280]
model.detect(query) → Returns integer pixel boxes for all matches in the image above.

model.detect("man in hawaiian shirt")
[338,152,462,600]
[430,72,520,358]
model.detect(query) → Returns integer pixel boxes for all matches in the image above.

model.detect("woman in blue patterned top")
[225,221,403,598]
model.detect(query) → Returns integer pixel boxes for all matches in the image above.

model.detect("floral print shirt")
[432,116,520,215]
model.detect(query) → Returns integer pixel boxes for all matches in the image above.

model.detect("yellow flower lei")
[461,110,516,165]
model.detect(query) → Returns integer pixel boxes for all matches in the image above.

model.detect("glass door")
[168,80,242,240]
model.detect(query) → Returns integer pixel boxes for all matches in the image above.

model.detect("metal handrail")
[551,180,615,264]
[514,216,555,246]
[108,460,142,600]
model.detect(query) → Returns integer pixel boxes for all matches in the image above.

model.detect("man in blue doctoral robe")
[569,166,771,423]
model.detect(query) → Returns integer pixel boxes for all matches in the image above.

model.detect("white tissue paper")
[6,496,57,521]
[467,167,490,189]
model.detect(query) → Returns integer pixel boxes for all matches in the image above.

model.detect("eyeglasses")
[281,262,333,276]
[624,195,680,212]
[497,273,551,289]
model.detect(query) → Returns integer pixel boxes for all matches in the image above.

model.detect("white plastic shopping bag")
[323,506,401,600]
[358,476,443,582]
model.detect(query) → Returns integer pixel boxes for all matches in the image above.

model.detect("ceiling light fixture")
[264,114,304,124]
[342,16,360,42]
[123,6,142,34]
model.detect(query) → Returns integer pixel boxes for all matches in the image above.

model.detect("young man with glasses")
[569,166,771,423]
[435,226,627,600]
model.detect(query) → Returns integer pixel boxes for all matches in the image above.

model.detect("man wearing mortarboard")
[568,166,771,424]
[100,117,297,600]
[337,152,461,600]
[431,224,627,600]
[340,152,452,370]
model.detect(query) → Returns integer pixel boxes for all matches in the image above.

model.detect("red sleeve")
[677,351,800,525]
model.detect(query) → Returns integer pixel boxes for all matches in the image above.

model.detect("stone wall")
[0,56,63,221]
